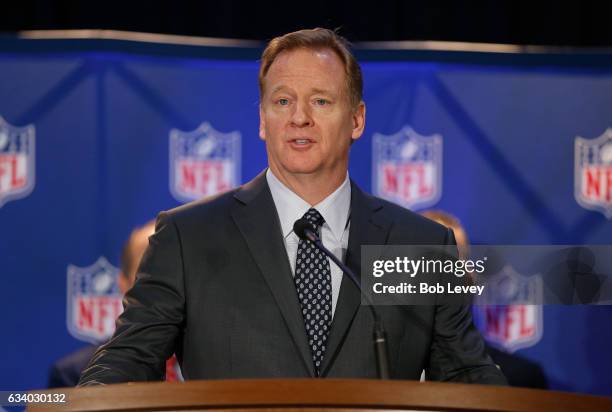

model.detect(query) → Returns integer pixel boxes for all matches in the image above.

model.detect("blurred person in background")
[48,221,181,387]
[421,209,548,389]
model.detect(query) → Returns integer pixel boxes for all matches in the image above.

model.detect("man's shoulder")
[362,190,452,242]
[160,171,268,225]
[162,187,240,223]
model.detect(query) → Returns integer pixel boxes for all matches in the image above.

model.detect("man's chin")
[276,161,322,176]
[286,165,324,176]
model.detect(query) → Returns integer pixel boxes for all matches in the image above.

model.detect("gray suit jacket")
[79,171,506,385]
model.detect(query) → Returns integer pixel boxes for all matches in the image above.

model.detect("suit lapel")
[231,171,315,377]
[320,181,391,376]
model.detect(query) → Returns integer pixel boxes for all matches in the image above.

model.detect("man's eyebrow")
[269,86,337,96]
[270,85,291,94]
[311,88,336,96]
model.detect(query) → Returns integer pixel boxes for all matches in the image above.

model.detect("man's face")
[259,47,365,181]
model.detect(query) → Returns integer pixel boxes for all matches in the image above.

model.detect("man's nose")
[290,100,313,127]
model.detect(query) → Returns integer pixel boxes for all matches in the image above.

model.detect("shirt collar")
[266,168,351,242]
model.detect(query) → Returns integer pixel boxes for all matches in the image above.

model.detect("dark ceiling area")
[2,1,611,47]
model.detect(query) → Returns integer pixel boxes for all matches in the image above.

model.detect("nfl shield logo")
[169,122,241,203]
[0,116,35,208]
[473,265,543,352]
[66,257,123,344]
[575,128,612,218]
[372,126,442,210]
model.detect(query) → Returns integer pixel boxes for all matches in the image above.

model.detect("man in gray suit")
[79,28,506,385]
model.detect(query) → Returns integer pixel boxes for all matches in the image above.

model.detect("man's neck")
[268,166,347,206]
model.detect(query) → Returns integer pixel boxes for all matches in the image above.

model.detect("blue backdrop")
[0,37,611,395]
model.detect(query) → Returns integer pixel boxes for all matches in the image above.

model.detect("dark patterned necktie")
[294,208,332,375]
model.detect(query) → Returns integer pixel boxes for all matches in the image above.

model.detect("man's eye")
[314,98,329,106]
[277,98,289,106]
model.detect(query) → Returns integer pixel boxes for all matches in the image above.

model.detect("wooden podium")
[28,379,611,412]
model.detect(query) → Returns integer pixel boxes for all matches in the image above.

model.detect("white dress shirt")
[266,168,351,317]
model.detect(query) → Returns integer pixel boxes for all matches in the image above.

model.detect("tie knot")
[303,208,325,228]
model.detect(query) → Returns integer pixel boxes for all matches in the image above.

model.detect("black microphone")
[293,218,391,379]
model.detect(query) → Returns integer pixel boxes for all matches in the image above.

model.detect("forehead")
[264,47,347,93]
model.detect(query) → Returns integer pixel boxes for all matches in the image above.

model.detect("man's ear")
[259,104,266,141]
[351,101,366,141]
